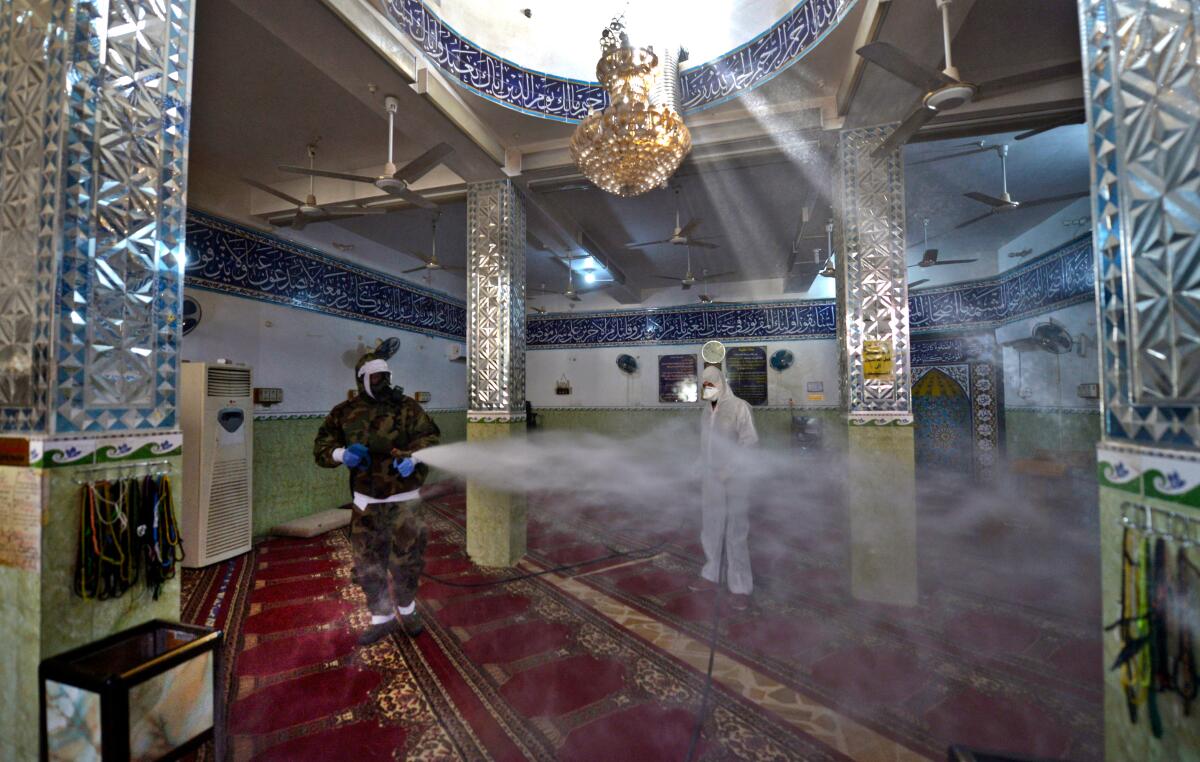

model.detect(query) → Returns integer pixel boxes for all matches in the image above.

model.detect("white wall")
[998,197,1091,273]
[181,288,467,415]
[995,301,1098,410]
[526,339,840,409]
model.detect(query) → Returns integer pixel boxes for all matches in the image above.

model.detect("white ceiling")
[186,0,1090,308]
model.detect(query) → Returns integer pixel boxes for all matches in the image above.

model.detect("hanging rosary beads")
[1108,503,1200,739]
[74,473,184,601]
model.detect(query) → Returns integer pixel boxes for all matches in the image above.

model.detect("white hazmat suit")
[699,365,758,594]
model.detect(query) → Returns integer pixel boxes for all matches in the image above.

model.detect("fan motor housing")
[924,83,976,111]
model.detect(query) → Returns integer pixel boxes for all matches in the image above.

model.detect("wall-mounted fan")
[770,349,794,372]
[616,354,639,374]
[181,296,202,336]
[1003,320,1078,355]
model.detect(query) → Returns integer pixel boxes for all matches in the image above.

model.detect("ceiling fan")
[912,218,978,268]
[785,194,831,272]
[245,144,387,230]
[279,96,452,211]
[402,214,463,274]
[653,246,732,291]
[530,256,596,302]
[956,145,1088,230]
[909,278,930,288]
[626,187,720,250]
[856,0,1083,158]
[697,270,734,304]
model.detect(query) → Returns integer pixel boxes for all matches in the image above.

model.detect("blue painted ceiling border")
[184,210,467,341]
[382,0,855,123]
[529,234,1094,349]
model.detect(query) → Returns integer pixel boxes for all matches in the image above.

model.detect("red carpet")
[186,499,851,760]
[182,485,1101,760]
[491,490,1104,762]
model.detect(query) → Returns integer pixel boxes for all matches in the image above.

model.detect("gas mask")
[358,358,392,399]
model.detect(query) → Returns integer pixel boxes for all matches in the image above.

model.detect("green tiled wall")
[40,459,183,658]
[0,562,40,761]
[252,411,466,537]
[1005,409,1101,458]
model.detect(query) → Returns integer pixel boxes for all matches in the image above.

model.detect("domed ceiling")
[378,0,857,121]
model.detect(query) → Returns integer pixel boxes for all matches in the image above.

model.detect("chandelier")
[569,19,691,197]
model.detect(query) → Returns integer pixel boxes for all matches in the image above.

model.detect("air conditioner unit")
[180,362,254,567]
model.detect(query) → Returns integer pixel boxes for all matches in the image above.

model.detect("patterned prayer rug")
[442,491,1103,762]
[186,501,857,760]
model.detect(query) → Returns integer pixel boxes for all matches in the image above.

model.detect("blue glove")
[342,443,370,470]
[392,457,416,478]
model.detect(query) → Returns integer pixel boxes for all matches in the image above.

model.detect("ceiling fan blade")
[909,145,995,166]
[278,165,376,184]
[702,271,736,279]
[856,42,957,92]
[393,142,454,183]
[909,278,930,288]
[681,282,692,291]
[954,211,994,231]
[320,205,389,215]
[625,239,672,248]
[402,264,431,274]
[932,258,979,265]
[1017,190,1089,209]
[568,293,582,302]
[871,105,937,159]
[291,214,308,231]
[677,218,702,238]
[242,178,305,207]
[688,239,720,250]
[964,191,1011,208]
[441,266,466,272]
[1016,115,1084,140]
[387,185,439,210]
[974,60,1083,101]
[652,275,685,281]
[529,288,557,295]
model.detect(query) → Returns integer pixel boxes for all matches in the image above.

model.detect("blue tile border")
[530,235,1093,349]
[382,0,855,123]
[184,211,467,341]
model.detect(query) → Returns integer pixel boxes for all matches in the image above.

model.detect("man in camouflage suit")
[314,347,440,645]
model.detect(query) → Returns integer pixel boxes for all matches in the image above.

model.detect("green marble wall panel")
[1005,409,1102,458]
[1099,485,1200,759]
[253,411,467,537]
[847,425,917,606]
[40,458,182,658]
[466,420,527,566]
[0,564,41,761]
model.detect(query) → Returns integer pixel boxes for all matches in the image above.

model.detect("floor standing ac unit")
[181,362,254,567]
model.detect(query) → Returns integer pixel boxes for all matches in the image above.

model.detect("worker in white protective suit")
[690,364,758,609]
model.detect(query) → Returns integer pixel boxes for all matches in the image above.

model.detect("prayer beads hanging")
[1109,502,1200,740]
[74,470,184,601]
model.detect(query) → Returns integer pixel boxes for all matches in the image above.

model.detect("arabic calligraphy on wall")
[184,212,467,341]
[382,0,851,123]
[909,235,1094,331]
[530,235,1093,349]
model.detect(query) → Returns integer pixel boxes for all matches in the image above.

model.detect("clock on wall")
[181,296,202,336]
